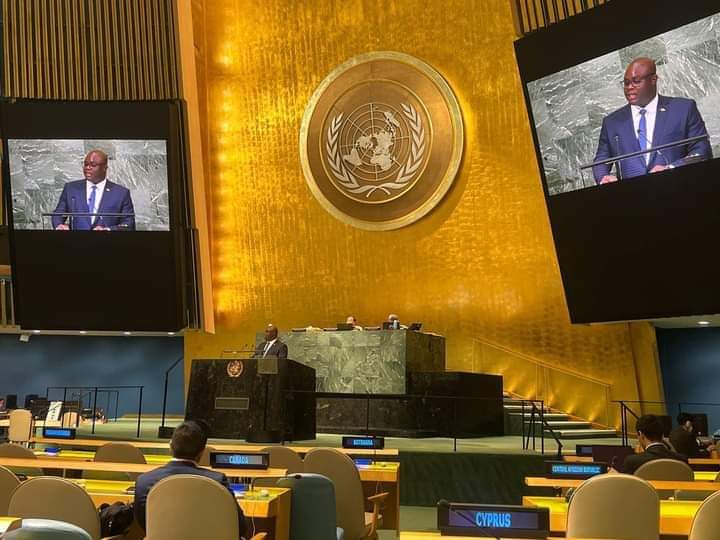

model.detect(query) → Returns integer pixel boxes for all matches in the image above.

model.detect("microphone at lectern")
[613,135,623,180]
[69,196,77,229]
[637,129,670,168]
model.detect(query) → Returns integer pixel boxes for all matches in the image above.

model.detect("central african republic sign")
[300,51,464,230]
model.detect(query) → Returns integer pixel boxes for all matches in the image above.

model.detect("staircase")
[504,395,618,440]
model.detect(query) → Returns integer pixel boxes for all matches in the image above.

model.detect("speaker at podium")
[185,357,316,442]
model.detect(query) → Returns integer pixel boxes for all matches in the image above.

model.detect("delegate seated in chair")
[622,414,687,475]
[133,421,247,539]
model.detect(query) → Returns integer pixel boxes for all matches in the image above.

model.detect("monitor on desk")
[336,323,354,331]
[408,322,423,331]
[591,445,634,472]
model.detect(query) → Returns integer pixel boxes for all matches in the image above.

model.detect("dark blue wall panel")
[0,334,184,416]
[657,328,720,434]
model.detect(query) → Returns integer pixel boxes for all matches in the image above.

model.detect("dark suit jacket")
[622,442,688,475]
[52,179,135,230]
[133,460,247,538]
[593,95,712,182]
[253,339,288,359]
[669,426,707,458]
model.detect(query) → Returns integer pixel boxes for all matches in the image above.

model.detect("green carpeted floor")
[77,417,627,454]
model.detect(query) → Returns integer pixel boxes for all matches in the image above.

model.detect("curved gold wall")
[185,0,663,426]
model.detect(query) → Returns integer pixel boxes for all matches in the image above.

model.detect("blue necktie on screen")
[638,108,648,157]
[88,185,97,226]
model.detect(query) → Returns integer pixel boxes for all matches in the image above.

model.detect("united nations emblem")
[300,52,464,230]
[226,360,243,378]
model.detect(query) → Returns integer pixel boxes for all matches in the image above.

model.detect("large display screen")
[1,100,193,331]
[516,0,720,323]
[528,17,719,196]
[9,139,170,231]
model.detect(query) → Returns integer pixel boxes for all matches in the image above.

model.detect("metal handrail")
[613,400,668,446]
[46,385,144,437]
[522,399,564,457]
[473,337,613,427]
[473,337,610,386]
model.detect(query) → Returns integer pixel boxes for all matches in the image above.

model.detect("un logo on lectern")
[300,52,464,230]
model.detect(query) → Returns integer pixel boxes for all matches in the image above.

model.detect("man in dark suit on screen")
[622,414,687,475]
[253,323,288,359]
[133,420,247,537]
[593,57,712,184]
[52,149,135,231]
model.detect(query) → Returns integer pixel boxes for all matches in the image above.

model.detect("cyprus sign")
[300,52,464,230]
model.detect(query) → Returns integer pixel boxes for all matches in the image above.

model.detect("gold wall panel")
[185,0,661,427]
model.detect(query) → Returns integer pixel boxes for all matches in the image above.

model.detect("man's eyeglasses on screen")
[622,73,656,87]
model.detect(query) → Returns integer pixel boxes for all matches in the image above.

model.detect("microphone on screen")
[69,196,77,229]
[613,135,623,180]
[637,129,669,168]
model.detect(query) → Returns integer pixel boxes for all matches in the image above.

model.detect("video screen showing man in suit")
[53,149,135,231]
[593,57,712,185]
[525,14,720,196]
[8,139,170,231]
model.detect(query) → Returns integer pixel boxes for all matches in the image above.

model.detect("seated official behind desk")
[134,421,247,539]
[670,413,716,459]
[623,414,688,475]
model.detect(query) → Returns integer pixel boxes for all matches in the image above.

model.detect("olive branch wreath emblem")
[325,103,426,198]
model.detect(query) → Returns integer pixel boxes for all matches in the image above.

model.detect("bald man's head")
[623,58,658,107]
[83,150,108,184]
[265,324,278,341]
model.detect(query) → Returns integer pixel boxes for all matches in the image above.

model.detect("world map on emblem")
[325,102,427,203]
[300,52,464,230]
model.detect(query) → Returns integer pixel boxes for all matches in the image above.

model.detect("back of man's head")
[170,421,208,460]
[636,414,665,442]
[677,412,694,426]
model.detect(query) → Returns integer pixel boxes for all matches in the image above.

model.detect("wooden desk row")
[0,482,291,540]
[26,449,400,484]
[525,476,720,492]
[565,454,720,468]
[0,517,20,538]
[401,534,603,540]
[0,456,287,479]
[27,448,400,530]
[76,480,291,540]
[522,496,701,536]
[32,436,400,457]
[0,454,400,536]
